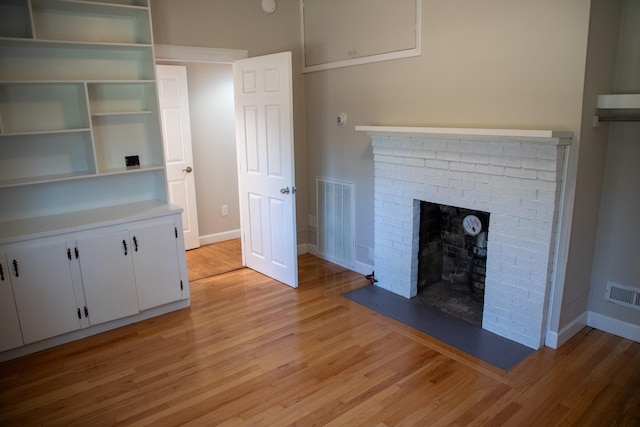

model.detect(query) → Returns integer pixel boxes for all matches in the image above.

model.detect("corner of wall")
[545,311,588,349]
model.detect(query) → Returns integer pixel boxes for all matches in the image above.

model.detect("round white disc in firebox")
[463,214,482,236]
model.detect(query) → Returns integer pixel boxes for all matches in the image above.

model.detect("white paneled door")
[156,65,200,250]
[234,52,298,288]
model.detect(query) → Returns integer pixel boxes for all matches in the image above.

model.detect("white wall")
[588,0,640,329]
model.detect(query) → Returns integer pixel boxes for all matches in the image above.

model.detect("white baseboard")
[588,311,640,342]
[305,244,373,276]
[545,310,640,348]
[545,311,588,349]
[199,229,241,246]
[354,259,375,276]
[1,299,190,362]
[297,243,310,255]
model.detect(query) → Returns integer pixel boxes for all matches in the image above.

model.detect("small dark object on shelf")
[125,155,140,169]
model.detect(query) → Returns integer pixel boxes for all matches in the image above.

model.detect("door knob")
[280,186,290,195]
[183,166,193,173]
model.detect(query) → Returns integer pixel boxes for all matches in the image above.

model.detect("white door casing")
[156,65,200,250]
[234,52,298,288]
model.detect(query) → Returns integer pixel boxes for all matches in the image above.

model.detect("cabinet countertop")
[0,201,182,245]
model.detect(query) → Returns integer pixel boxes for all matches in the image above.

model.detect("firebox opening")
[416,201,490,327]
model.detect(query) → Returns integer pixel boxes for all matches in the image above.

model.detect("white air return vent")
[605,281,640,310]
[317,177,355,269]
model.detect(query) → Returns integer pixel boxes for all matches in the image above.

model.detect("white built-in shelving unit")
[0,0,190,361]
[0,0,167,226]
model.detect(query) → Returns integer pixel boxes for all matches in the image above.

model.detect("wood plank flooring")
[1,254,639,426]
[185,239,243,281]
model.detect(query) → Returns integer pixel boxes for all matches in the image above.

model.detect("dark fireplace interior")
[416,201,490,326]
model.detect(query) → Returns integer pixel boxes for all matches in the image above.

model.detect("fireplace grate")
[605,281,640,310]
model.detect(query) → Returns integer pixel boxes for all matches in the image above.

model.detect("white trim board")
[588,312,640,343]
[546,310,640,348]
[154,45,248,63]
[199,230,241,246]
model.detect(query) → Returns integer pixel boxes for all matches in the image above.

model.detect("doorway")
[155,46,248,280]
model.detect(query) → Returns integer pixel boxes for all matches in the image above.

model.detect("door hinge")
[180,280,183,291]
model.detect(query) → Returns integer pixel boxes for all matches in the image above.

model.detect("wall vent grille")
[605,281,640,311]
[316,177,355,269]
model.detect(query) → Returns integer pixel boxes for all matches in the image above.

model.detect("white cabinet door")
[130,220,183,310]
[8,242,81,344]
[0,254,23,352]
[76,231,139,325]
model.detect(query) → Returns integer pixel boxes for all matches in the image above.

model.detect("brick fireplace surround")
[357,126,573,349]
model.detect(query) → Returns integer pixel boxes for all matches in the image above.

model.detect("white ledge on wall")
[597,94,640,109]
[355,126,573,143]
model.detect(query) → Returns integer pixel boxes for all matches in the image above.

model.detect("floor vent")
[605,281,640,310]
[317,177,355,268]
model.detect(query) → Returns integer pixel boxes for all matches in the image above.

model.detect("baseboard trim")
[199,230,241,246]
[297,243,310,255]
[306,244,373,276]
[545,310,640,348]
[588,311,640,342]
[0,299,190,362]
[545,311,587,349]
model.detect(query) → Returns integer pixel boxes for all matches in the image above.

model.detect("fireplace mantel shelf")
[355,125,573,143]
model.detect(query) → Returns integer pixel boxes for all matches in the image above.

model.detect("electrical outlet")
[221,205,228,216]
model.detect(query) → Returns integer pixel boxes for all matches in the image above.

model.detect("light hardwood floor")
[186,239,243,281]
[1,254,638,426]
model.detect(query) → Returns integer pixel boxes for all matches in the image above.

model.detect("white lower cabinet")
[0,254,24,352]
[130,221,183,311]
[7,241,82,344]
[76,230,140,326]
[0,211,189,357]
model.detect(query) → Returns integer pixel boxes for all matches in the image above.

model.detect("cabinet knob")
[122,240,128,256]
[12,260,19,277]
[0,263,4,281]
[133,236,139,252]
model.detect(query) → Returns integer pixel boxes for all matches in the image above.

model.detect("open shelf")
[0,0,33,39]
[0,39,155,81]
[88,81,158,115]
[92,113,163,173]
[0,132,96,186]
[31,0,151,44]
[0,82,90,133]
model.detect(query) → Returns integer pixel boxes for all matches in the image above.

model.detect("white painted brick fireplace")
[357,126,573,349]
